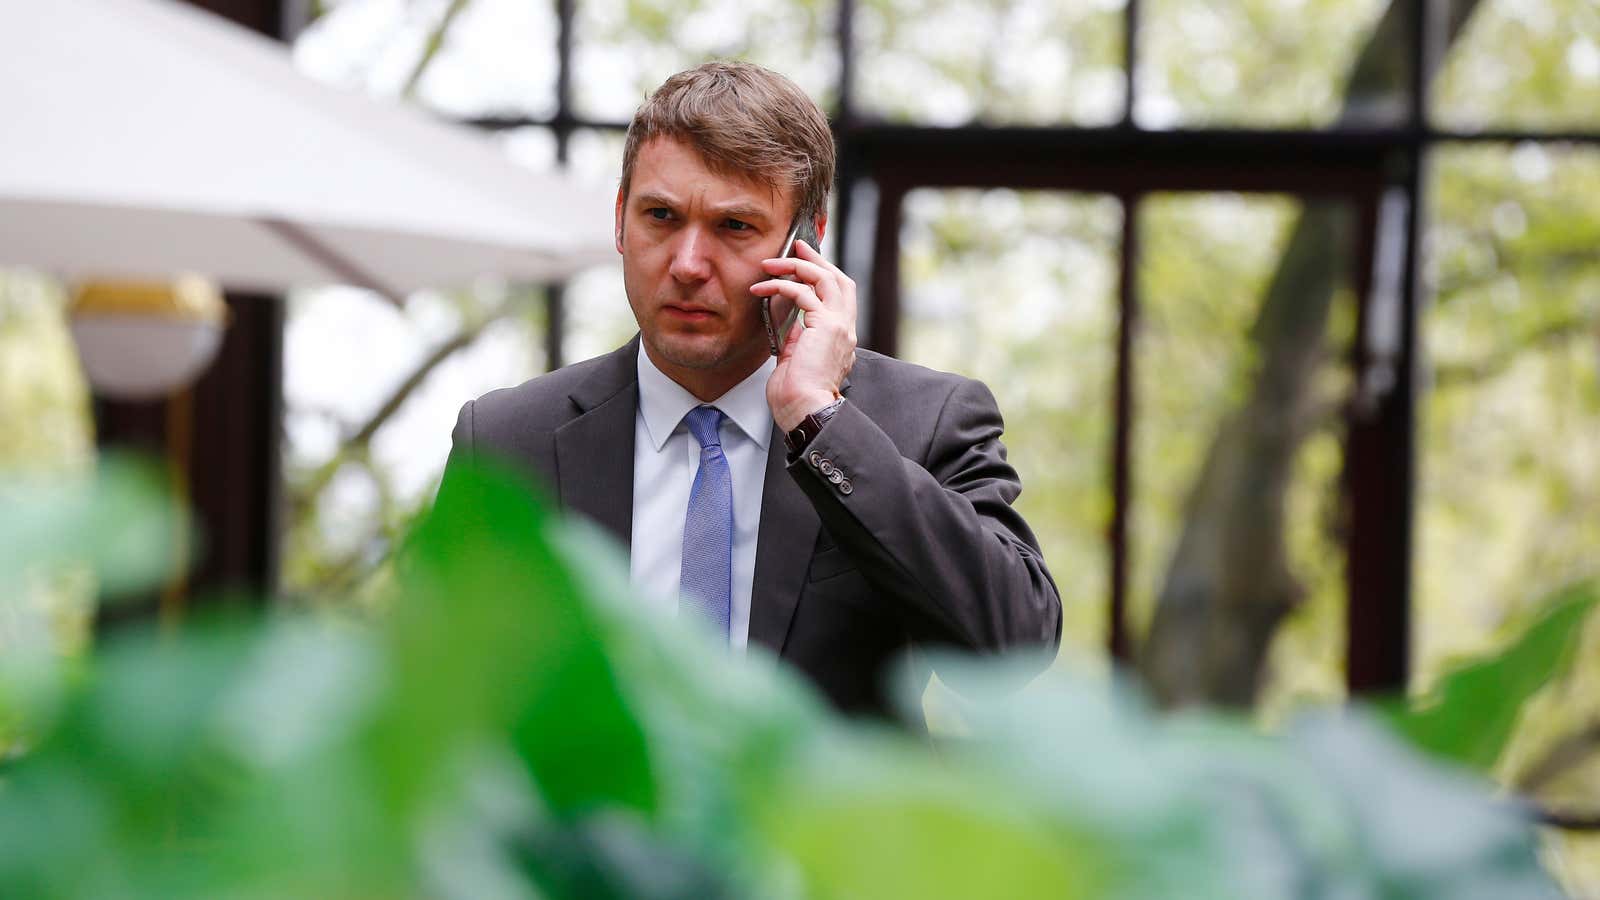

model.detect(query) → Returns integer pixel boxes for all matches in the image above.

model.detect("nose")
[668,225,712,283]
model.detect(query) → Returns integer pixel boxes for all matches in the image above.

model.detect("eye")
[724,219,752,232]
[645,208,672,221]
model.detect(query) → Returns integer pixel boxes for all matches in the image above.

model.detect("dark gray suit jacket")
[445,336,1061,721]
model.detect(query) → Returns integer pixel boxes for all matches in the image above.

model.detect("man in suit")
[446,61,1060,721]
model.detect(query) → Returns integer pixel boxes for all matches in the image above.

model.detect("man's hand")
[753,239,858,431]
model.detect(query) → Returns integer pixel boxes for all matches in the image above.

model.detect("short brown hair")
[620,61,835,227]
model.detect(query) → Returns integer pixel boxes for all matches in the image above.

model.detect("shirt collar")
[636,345,775,452]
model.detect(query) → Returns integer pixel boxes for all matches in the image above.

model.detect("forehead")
[630,137,793,213]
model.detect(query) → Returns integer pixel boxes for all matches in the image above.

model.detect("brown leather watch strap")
[784,398,846,456]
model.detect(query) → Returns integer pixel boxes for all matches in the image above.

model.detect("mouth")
[661,303,718,322]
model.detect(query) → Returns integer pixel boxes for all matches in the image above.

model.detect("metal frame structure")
[452,0,1600,697]
[128,0,1592,701]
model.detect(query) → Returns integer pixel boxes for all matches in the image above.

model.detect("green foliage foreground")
[0,457,1589,899]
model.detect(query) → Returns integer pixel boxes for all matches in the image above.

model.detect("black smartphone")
[760,216,819,356]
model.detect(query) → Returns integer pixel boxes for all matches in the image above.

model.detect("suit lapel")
[747,424,819,655]
[554,338,639,549]
[557,341,855,653]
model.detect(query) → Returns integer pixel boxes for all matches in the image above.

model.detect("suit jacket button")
[819,460,835,476]
[808,450,823,468]
[839,479,853,495]
[828,469,843,485]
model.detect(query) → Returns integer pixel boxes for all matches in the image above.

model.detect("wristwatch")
[784,398,846,456]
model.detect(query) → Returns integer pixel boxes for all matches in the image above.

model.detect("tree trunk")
[1138,0,1484,707]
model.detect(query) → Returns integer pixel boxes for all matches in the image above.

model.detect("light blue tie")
[680,406,732,640]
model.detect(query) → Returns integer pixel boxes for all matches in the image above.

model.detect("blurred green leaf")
[897,657,1559,900]
[382,458,657,820]
[0,454,183,754]
[762,732,1108,900]
[0,453,180,600]
[513,812,735,900]
[1381,579,1599,773]
[0,458,663,897]
[1288,714,1562,900]
[0,450,1568,899]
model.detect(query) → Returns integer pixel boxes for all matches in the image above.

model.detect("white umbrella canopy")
[0,0,619,297]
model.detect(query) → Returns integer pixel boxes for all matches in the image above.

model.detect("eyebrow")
[713,203,773,224]
[632,191,680,211]
[632,192,775,226]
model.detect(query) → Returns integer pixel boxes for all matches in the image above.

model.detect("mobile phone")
[760,216,819,356]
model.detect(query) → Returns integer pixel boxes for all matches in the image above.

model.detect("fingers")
[759,256,830,285]
[789,239,835,272]
[760,281,856,350]
[757,259,838,309]
[764,240,859,407]
[761,240,856,312]
[751,277,827,312]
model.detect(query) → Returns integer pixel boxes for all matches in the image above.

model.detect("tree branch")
[1433,315,1597,389]
[1515,719,1600,795]
[290,309,503,527]
[400,0,472,101]
[1532,806,1600,832]
[1434,246,1600,298]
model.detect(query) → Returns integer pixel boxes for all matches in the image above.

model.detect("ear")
[614,186,626,254]
[813,212,828,246]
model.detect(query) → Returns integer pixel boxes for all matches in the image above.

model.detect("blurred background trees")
[294,3,1599,881]
[2,0,1597,889]
[0,272,97,742]
[289,0,1600,887]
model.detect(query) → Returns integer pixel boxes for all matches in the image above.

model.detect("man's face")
[616,137,797,382]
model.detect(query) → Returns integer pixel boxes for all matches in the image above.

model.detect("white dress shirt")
[630,346,775,651]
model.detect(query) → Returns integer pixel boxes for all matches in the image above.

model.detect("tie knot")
[684,406,725,449]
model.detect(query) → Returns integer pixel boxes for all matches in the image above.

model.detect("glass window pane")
[1134,194,1356,715]
[499,127,561,172]
[560,129,633,363]
[566,127,628,185]
[574,0,839,122]
[1433,0,1600,131]
[281,283,549,597]
[564,265,638,365]
[1418,144,1600,682]
[1136,0,1400,129]
[855,0,1124,126]
[899,188,1123,661]
[1421,144,1600,900]
[294,0,559,118]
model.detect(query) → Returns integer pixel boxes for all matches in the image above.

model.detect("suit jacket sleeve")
[437,399,479,500]
[448,399,476,462]
[786,378,1062,656]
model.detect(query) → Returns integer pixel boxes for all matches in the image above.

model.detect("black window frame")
[441,0,1600,697]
